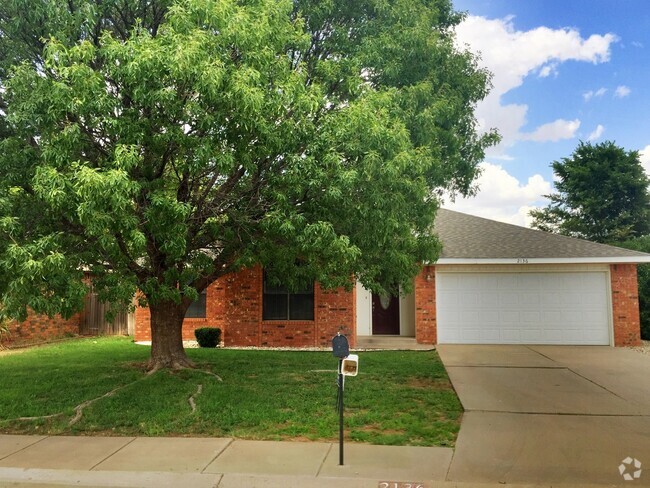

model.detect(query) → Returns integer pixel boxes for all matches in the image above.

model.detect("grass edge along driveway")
[0,337,462,447]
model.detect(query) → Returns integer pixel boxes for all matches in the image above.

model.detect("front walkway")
[355,336,435,350]
[437,345,650,486]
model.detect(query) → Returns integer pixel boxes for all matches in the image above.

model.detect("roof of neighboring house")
[434,208,650,264]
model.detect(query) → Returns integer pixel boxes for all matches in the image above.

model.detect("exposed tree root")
[3,376,150,427]
[69,384,128,426]
[5,362,221,429]
[146,356,196,374]
[69,376,151,425]
[188,384,203,413]
[9,412,65,422]
[192,368,223,382]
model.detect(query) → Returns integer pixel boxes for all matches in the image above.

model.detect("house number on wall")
[516,258,529,264]
[378,483,426,488]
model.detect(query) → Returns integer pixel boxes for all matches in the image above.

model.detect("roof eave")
[432,256,650,265]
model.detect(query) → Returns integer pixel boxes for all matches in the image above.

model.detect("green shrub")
[194,327,221,348]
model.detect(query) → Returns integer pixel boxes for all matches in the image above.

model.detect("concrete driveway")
[438,345,650,486]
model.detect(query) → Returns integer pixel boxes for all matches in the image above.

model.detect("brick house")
[1,286,132,348]
[133,209,650,348]
[2,311,82,348]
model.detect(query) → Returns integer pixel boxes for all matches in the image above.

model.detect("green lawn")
[0,337,462,446]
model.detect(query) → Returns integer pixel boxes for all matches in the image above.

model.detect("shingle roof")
[434,208,650,262]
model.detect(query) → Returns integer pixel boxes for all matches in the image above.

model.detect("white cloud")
[583,87,607,102]
[614,85,631,98]
[640,145,650,176]
[444,162,552,227]
[631,41,643,48]
[538,63,558,78]
[587,124,605,141]
[521,119,581,142]
[455,16,617,154]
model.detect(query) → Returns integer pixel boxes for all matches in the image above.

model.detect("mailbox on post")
[331,331,358,466]
[332,334,349,358]
[341,354,359,376]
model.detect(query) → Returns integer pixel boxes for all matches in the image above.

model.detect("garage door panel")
[479,292,499,308]
[559,293,579,307]
[500,329,522,342]
[499,293,519,307]
[459,328,482,342]
[438,290,459,306]
[501,311,521,323]
[460,310,480,324]
[540,292,561,307]
[460,293,479,307]
[436,271,610,345]
[583,291,607,305]
[562,310,583,324]
[480,310,500,324]
[584,310,607,322]
[542,310,563,323]
[545,328,565,341]
[521,293,540,306]
[563,328,589,343]
[522,311,541,323]
[517,274,541,289]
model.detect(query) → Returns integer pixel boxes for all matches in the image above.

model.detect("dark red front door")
[372,293,400,335]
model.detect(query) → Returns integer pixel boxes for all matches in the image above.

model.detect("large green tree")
[0,0,497,370]
[530,141,650,243]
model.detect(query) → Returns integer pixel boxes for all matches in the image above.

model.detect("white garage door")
[436,271,611,345]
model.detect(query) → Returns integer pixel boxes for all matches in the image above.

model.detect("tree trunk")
[147,300,194,371]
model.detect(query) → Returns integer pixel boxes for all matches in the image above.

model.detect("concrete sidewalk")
[0,434,640,487]
[0,434,456,487]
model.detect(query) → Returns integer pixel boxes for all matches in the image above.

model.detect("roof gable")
[434,209,650,263]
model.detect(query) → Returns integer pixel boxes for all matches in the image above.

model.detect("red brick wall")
[224,266,355,348]
[224,266,263,346]
[317,284,356,348]
[414,265,436,344]
[134,295,151,341]
[134,279,228,342]
[134,266,356,348]
[611,264,642,347]
[1,311,81,348]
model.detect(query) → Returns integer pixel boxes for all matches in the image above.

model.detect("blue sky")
[446,0,650,225]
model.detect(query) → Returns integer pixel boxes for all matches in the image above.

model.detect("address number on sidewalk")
[378,483,427,488]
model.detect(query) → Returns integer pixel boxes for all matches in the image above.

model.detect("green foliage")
[194,327,221,348]
[618,236,650,339]
[530,141,650,243]
[0,337,461,446]
[0,0,497,361]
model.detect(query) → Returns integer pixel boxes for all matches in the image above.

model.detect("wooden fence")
[80,293,134,336]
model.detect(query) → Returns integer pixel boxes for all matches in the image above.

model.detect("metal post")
[338,358,344,466]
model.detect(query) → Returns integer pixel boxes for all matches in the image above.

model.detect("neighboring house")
[1,292,133,348]
[2,311,82,348]
[133,208,650,348]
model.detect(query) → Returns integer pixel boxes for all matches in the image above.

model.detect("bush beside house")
[195,327,221,348]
